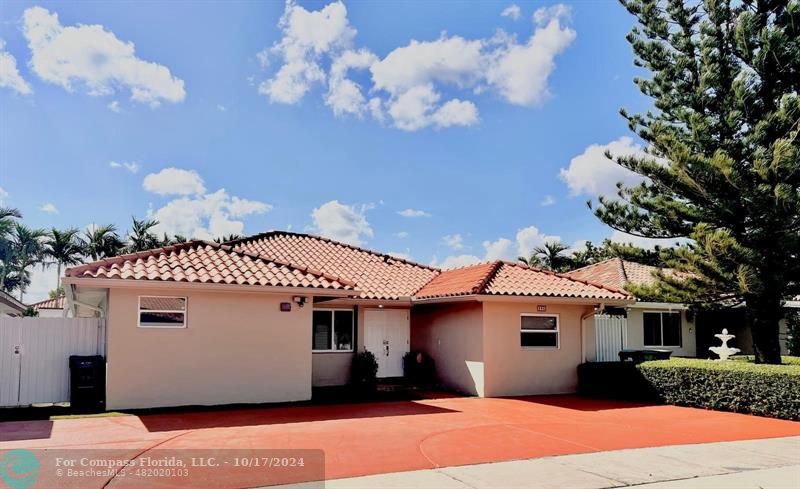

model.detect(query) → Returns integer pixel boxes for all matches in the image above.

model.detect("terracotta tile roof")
[414,261,630,301]
[564,258,667,292]
[65,241,355,291]
[229,232,438,300]
[413,262,499,299]
[31,295,66,310]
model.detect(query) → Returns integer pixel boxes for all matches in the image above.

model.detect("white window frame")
[312,308,354,353]
[520,313,560,350]
[138,296,187,329]
[643,310,682,347]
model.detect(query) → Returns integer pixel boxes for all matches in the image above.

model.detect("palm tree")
[10,223,46,301]
[127,217,161,252]
[0,207,22,292]
[84,224,125,260]
[44,228,85,289]
[519,241,573,272]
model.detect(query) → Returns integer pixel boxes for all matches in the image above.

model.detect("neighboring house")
[0,290,26,317]
[30,295,67,318]
[566,258,794,359]
[63,232,631,410]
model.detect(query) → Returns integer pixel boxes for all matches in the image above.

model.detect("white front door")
[364,309,410,378]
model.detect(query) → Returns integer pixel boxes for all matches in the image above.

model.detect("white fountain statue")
[709,328,741,360]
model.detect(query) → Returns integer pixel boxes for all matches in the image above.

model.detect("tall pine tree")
[594,0,799,363]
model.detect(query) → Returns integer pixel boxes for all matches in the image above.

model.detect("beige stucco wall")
[482,301,593,397]
[411,302,484,396]
[625,308,696,357]
[105,287,313,410]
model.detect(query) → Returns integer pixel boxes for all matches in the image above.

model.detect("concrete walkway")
[274,436,800,488]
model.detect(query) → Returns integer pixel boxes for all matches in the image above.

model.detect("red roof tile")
[565,258,667,292]
[65,241,355,291]
[415,261,631,301]
[31,295,66,310]
[229,232,438,300]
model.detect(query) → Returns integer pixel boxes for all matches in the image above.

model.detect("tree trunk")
[748,296,783,364]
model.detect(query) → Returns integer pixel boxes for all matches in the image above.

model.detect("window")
[312,309,354,352]
[643,311,681,347]
[138,296,186,328]
[520,314,559,349]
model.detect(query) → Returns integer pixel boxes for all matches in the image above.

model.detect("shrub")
[402,351,436,385]
[579,357,800,420]
[351,351,378,390]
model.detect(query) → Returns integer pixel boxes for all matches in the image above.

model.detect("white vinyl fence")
[595,314,628,362]
[0,317,104,407]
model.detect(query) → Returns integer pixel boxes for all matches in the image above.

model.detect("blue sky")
[0,1,660,301]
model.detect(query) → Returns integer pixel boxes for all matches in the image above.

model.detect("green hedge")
[579,357,800,420]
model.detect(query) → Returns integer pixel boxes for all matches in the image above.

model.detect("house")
[0,290,26,317]
[565,258,795,359]
[30,295,67,318]
[62,232,631,410]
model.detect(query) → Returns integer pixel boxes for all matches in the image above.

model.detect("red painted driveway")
[2,395,799,488]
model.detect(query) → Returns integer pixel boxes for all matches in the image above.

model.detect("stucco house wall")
[481,301,592,397]
[625,308,697,357]
[411,302,485,396]
[105,287,313,410]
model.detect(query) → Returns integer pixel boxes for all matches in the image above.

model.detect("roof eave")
[63,276,359,297]
[412,294,633,306]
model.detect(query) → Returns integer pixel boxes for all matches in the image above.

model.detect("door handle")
[384,343,389,357]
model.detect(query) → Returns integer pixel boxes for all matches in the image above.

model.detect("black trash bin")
[69,355,105,412]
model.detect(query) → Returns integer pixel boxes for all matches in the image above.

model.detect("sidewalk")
[273,436,800,488]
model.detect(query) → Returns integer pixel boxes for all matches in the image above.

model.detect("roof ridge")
[226,230,441,272]
[563,257,620,276]
[210,241,356,287]
[501,260,632,298]
[473,261,504,294]
[614,257,627,285]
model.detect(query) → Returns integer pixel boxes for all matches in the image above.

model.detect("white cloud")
[326,48,378,116]
[217,104,227,112]
[437,254,482,269]
[501,4,522,20]
[25,263,59,304]
[442,233,464,250]
[397,208,431,218]
[437,225,561,268]
[259,1,574,130]
[560,136,648,197]
[109,160,140,174]
[22,6,185,106]
[485,6,575,106]
[0,187,8,204]
[149,189,270,240]
[394,231,409,238]
[431,99,479,128]
[259,0,355,104]
[387,250,411,260]
[143,168,206,196]
[40,202,58,214]
[0,39,33,95]
[107,100,121,112]
[311,200,373,246]
[609,230,686,250]
[540,195,555,206]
